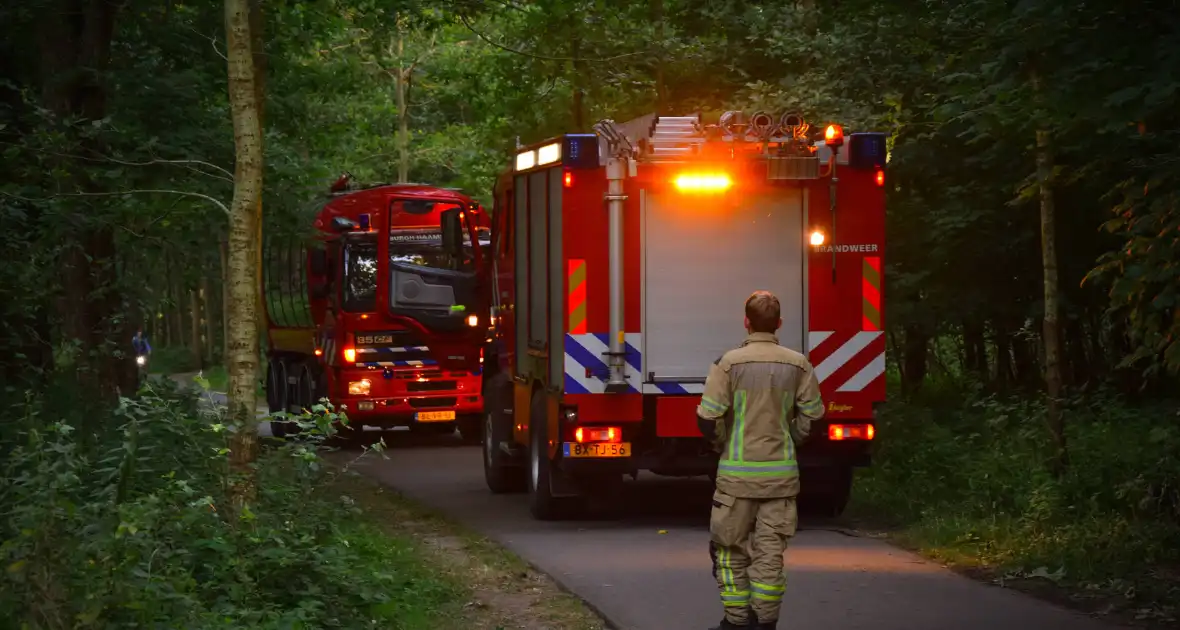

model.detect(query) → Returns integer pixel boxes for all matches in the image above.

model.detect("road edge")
[327,454,621,630]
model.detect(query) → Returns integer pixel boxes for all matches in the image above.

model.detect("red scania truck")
[262,176,491,441]
[479,112,886,519]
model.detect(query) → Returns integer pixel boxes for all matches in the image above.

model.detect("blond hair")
[745,291,781,333]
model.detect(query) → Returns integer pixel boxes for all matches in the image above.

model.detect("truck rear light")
[348,379,371,395]
[829,423,874,441]
[575,426,621,443]
[563,171,573,187]
[809,229,825,246]
[876,169,885,186]
[466,314,479,327]
[343,347,356,363]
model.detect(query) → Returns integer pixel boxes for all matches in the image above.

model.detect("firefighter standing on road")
[696,291,825,630]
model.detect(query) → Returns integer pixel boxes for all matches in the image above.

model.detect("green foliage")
[0,381,458,629]
[853,389,1180,615]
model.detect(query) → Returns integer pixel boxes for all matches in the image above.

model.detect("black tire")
[457,413,482,444]
[814,467,854,517]
[269,360,294,438]
[528,389,567,520]
[266,359,285,413]
[482,374,526,494]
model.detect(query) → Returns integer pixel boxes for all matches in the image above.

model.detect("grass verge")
[845,388,1180,628]
[329,465,609,630]
[0,379,601,629]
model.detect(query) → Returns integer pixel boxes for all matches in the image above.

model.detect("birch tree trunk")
[396,23,409,183]
[1030,64,1068,474]
[224,0,264,506]
[1035,125,1068,474]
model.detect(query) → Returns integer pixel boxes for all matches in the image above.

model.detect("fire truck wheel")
[810,467,854,517]
[528,390,567,520]
[483,374,526,494]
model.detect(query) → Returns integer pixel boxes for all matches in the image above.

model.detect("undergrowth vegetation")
[0,380,458,629]
[851,378,1180,623]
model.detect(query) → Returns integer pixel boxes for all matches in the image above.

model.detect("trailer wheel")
[482,374,525,494]
[528,390,566,520]
[266,359,285,413]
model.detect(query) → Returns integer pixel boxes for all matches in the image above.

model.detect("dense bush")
[0,381,458,629]
[853,383,1180,608]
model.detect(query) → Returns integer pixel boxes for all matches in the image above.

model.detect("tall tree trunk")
[225,0,264,507]
[202,276,215,363]
[396,24,409,183]
[902,323,928,396]
[220,235,230,364]
[189,286,203,369]
[1032,64,1068,473]
[570,35,585,131]
[652,0,665,111]
[39,0,126,401]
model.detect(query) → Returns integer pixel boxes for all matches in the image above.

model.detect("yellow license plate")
[416,410,455,422]
[562,442,631,458]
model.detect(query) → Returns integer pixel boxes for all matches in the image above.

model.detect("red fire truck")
[479,112,886,519]
[263,176,491,441]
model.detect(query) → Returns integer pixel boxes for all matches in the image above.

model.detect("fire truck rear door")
[642,189,805,384]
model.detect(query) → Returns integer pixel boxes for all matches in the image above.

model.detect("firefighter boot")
[707,619,751,630]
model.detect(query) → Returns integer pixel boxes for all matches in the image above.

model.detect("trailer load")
[263,176,491,441]
[480,112,886,518]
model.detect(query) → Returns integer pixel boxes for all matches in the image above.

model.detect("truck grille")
[407,380,457,392]
[408,397,456,408]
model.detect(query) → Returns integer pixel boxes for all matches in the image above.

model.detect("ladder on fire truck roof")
[595,111,824,180]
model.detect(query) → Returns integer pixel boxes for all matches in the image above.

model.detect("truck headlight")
[348,379,371,396]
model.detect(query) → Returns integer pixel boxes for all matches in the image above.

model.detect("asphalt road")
[332,431,1128,630]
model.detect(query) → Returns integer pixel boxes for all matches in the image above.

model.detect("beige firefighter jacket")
[696,332,825,499]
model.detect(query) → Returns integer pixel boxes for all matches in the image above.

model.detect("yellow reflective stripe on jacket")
[727,390,748,462]
[780,391,796,462]
[700,395,727,415]
[798,396,823,417]
[718,459,798,476]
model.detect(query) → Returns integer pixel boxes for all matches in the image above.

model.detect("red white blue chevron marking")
[563,333,642,394]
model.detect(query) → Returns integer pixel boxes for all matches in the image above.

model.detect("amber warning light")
[674,173,732,192]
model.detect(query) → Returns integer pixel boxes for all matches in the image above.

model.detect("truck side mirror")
[309,249,327,275]
[441,207,464,259]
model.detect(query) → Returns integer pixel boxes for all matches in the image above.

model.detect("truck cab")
[263,180,491,442]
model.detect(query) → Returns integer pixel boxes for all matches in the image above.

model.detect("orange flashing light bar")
[824,124,844,147]
[829,424,874,441]
[673,173,732,192]
[575,426,621,443]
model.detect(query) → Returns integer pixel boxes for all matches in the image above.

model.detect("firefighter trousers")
[709,489,798,625]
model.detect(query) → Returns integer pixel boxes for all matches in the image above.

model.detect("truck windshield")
[341,228,491,313]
